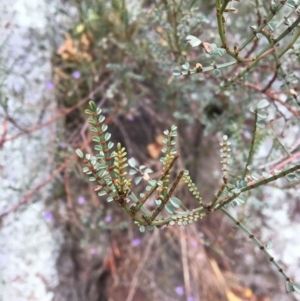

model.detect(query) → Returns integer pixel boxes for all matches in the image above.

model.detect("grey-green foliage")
[77,99,300,294]
[67,0,300,295]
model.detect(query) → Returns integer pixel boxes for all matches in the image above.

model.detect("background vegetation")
[1,0,300,300]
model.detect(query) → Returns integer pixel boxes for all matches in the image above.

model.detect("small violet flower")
[190,241,198,248]
[72,70,81,79]
[175,286,184,296]
[45,81,54,90]
[105,215,112,223]
[58,142,67,149]
[77,195,85,204]
[187,297,195,301]
[44,211,53,221]
[132,238,141,247]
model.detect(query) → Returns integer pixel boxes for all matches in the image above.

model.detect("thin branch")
[221,208,294,284]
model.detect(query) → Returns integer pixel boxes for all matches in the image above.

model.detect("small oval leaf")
[128,157,136,167]
[293,284,300,294]
[265,240,273,249]
[186,35,202,47]
[256,99,270,109]
[76,149,84,158]
[134,176,143,185]
[182,62,190,70]
[173,69,181,76]
[165,204,175,214]
[155,199,162,206]
[286,281,295,293]
[286,173,296,181]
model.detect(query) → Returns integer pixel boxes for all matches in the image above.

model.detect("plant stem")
[134,154,179,213]
[242,110,258,179]
[238,1,286,52]
[221,208,294,283]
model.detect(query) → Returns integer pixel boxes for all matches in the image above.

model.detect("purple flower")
[132,238,141,247]
[175,286,184,296]
[105,215,112,223]
[59,142,67,148]
[190,241,197,248]
[44,211,53,221]
[45,81,54,90]
[77,195,85,204]
[90,248,97,255]
[72,70,81,79]
[187,297,195,301]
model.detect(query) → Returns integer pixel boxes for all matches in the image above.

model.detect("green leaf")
[257,111,268,119]
[293,284,300,294]
[98,115,105,123]
[104,132,111,141]
[85,109,93,115]
[286,173,296,181]
[295,171,300,179]
[256,99,270,109]
[237,195,246,203]
[213,69,221,76]
[286,0,296,8]
[90,126,98,133]
[98,190,107,196]
[182,62,190,70]
[165,204,175,214]
[256,33,262,39]
[139,226,145,233]
[251,172,260,181]
[76,149,84,158]
[265,240,273,249]
[268,22,277,31]
[256,120,266,128]
[262,172,271,178]
[286,281,295,293]
[108,141,114,149]
[186,35,202,47]
[231,200,238,207]
[173,69,181,76]
[129,169,137,175]
[170,197,181,208]
[155,199,162,206]
[134,176,143,185]
[149,179,156,186]
[147,225,154,231]
[89,101,97,111]
[83,167,90,173]
[128,157,136,167]
[107,197,114,202]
